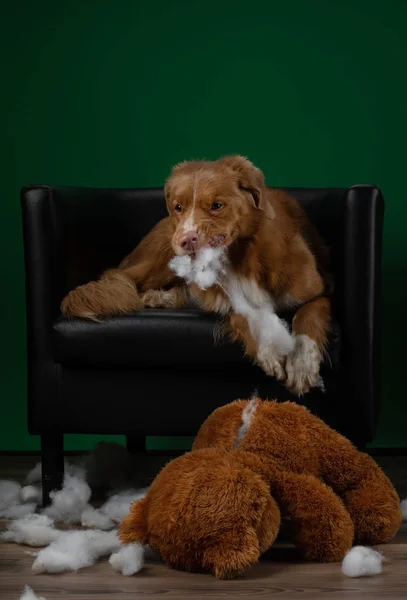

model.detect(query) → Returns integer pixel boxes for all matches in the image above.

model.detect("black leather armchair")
[21,184,384,504]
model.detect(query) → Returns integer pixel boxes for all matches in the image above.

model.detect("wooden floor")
[0,454,406,600]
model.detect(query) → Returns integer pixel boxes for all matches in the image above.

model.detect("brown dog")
[61,156,332,395]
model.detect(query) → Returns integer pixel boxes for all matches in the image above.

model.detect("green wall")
[1,0,406,451]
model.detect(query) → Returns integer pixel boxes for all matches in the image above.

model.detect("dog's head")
[118,448,280,579]
[165,155,275,256]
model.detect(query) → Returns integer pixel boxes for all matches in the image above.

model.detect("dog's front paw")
[257,345,287,381]
[141,289,178,308]
[285,335,322,396]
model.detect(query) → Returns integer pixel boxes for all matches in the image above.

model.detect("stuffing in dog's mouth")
[208,234,226,248]
[188,234,226,260]
[169,243,228,290]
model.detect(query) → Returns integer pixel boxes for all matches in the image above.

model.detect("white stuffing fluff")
[64,461,87,480]
[342,545,385,577]
[0,479,41,519]
[25,460,84,486]
[101,488,148,523]
[81,505,115,530]
[193,247,228,289]
[32,529,120,573]
[26,463,42,485]
[21,485,42,504]
[315,374,326,392]
[19,585,46,600]
[43,473,91,523]
[169,246,227,290]
[0,480,22,515]
[401,498,407,521]
[0,513,59,546]
[169,254,192,279]
[109,543,145,576]
[0,443,149,577]
[233,397,258,447]
[1,503,37,519]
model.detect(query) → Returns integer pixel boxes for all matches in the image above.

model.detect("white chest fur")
[222,273,294,356]
[225,274,270,310]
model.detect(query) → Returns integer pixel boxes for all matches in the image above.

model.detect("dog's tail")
[60,269,143,321]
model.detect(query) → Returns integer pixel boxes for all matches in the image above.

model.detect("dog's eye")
[174,205,183,214]
[211,202,223,211]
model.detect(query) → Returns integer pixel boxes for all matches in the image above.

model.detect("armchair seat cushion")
[53,309,341,371]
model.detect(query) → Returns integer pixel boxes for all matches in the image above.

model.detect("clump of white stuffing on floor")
[169,246,227,290]
[31,529,121,574]
[0,480,22,516]
[26,462,42,485]
[0,443,149,577]
[21,485,42,504]
[19,585,46,600]
[1,513,59,546]
[342,545,385,577]
[401,498,407,521]
[101,488,148,523]
[0,480,40,519]
[43,473,91,524]
[81,506,115,530]
[26,460,85,486]
[1,503,38,519]
[109,542,145,576]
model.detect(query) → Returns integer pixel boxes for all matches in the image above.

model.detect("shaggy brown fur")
[119,399,402,579]
[61,156,332,394]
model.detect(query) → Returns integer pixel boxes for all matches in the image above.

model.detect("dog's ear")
[118,497,149,545]
[219,155,275,219]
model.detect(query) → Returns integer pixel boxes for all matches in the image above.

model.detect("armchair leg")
[41,433,64,507]
[126,435,146,454]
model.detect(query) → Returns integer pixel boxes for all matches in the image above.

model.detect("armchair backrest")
[22,185,348,306]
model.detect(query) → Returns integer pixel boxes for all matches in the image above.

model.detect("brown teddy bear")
[119,398,402,579]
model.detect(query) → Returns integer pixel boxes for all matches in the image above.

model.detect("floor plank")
[1,454,406,600]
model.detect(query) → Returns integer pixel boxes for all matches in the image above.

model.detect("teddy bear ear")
[118,497,149,545]
[202,527,260,579]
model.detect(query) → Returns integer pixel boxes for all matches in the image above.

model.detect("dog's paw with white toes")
[285,335,322,395]
[257,345,287,381]
[141,289,178,308]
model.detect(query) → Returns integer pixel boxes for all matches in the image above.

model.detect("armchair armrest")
[21,186,57,356]
[21,186,59,430]
[336,184,384,440]
[21,183,168,364]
